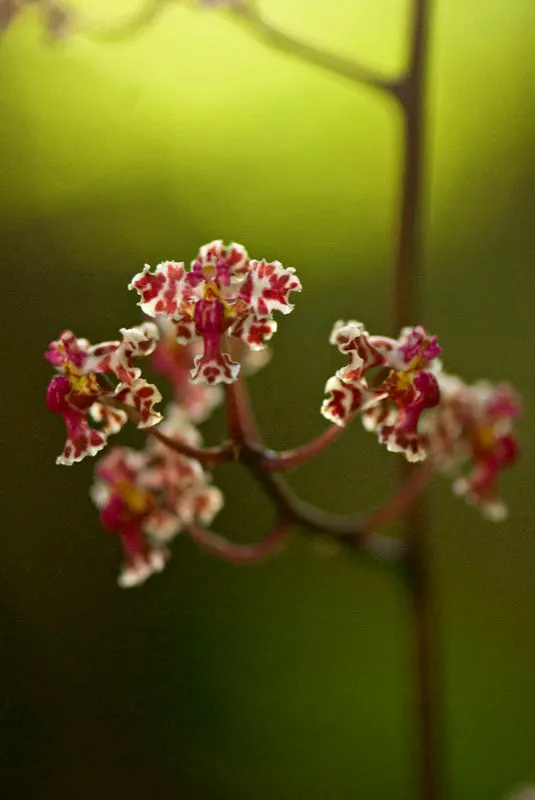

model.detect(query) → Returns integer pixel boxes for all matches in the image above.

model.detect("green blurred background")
[2,1,534,798]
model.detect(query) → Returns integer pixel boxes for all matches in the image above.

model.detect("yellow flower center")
[472,425,495,451]
[202,281,234,320]
[203,280,220,302]
[386,368,414,394]
[407,353,426,373]
[116,480,154,516]
[63,362,101,396]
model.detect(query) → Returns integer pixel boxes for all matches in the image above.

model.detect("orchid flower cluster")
[45,241,521,587]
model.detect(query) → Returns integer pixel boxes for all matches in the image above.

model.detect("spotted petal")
[321,375,380,427]
[129,261,196,318]
[45,330,90,370]
[228,313,277,350]
[115,378,163,428]
[238,259,302,317]
[191,350,240,385]
[57,408,108,466]
[329,321,387,382]
[191,240,250,282]
[85,322,160,384]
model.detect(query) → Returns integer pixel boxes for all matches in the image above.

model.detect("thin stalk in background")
[393,1,441,799]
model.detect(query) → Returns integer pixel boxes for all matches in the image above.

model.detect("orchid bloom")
[129,240,301,385]
[322,321,441,461]
[423,375,520,520]
[91,405,224,587]
[45,324,162,465]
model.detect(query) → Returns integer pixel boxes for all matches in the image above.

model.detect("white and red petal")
[321,375,380,427]
[191,485,224,526]
[114,322,160,382]
[56,409,108,466]
[190,351,240,385]
[90,402,128,435]
[228,314,277,350]
[361,398,397,432]
[452,474,508,522]
[45,330,90,370]
[117,546,169,588]
[378,425,428,463]
[238,259,301,317]
[129,261,193,318]
[173,314,198,345]
[192,240,250,280]
[143,509,184,542]
[94,445,147,485]
[83,322,160,385]
[396,325,441,368]
[156,402,204,448]
[115,378,163,428]
[329,321,387,381]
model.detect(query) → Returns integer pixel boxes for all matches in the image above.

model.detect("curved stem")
[258,372,392,472]
[260,422,346,471]
[150,427,234,465]
[360,461,435,533]
[230,1,400,97]
[239,445,433,565]
[184,516,290,564]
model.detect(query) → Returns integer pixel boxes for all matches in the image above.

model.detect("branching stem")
[185,515,290,564]
[230,0,400,97]
[100,3,440,795]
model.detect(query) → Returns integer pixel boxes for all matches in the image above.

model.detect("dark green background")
[2,1,534,798]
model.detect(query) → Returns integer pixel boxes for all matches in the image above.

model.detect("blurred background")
[2,1,534,798]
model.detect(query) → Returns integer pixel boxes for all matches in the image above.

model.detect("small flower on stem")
[322,321,441,461]
[129,240,301,385]
[91,404,224,587]
[423,375,520,520]
[45,324,161,465]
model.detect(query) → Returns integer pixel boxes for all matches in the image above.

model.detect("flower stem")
[185,516,290,564]
[231,1,400,96]
[260,422,347,471]
[103,395,234,465]
[150,427,234,465]
[225,376,262,443]
[393,1,441,798]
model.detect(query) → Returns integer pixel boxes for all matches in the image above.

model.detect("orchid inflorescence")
[45,241,521,587]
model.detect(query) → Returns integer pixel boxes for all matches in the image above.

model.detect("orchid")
[45,324,161,465]
[129,241,301,385]
[322,321,441,462]
[91,405,223,587]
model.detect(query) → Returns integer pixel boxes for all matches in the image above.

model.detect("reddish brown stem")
[185,517,290,564]
[225,377,262,443]
[260,423,346,471]
[393,1,440,798]
[231,1,400,96]
[360,462,435,533]
[149,427,234,466]
[102,395,234,465]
